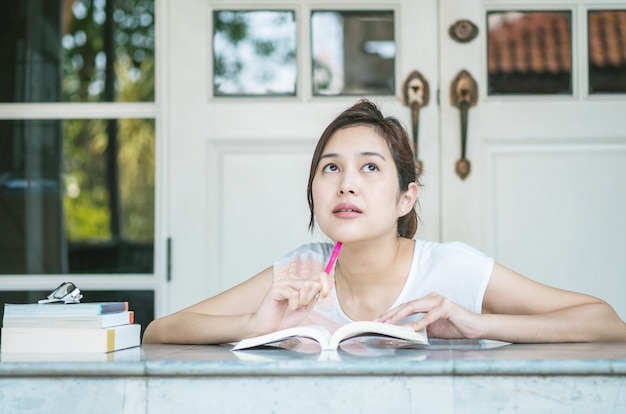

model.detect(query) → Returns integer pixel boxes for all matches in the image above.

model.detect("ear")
[398,182,419,217]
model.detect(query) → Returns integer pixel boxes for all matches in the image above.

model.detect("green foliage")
[62,0,155,102]
[64,188,111,240]
[62,0,155,243]
[212,10,296,95]
[214,11,248,44]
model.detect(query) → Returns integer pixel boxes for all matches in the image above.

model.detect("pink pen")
[324,241,343,274]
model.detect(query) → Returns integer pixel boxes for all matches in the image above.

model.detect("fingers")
[377,292,441,323]
[376,292,456,330]
[274,278,325,311]
[409,303,447,332]
[317,271,331,302]
[296,280,322,309]
[286,272,332,309]
[252,272,333,334]
[377,292,481,339]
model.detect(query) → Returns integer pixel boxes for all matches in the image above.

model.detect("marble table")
[1,340,625,413]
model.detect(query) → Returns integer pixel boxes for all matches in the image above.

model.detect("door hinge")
[166,237,172,282]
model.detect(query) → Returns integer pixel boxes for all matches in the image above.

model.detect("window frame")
[0,0,168,318]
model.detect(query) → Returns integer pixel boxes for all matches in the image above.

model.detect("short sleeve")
[401,240,494,314]
[273,243,334,282]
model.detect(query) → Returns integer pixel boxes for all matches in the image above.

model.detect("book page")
[328,321,428,350]
[232,325,332,351]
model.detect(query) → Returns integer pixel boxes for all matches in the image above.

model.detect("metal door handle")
[449,70,478,180]
[402,70,430,176]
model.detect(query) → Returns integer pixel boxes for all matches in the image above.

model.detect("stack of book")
[1,302,141,354]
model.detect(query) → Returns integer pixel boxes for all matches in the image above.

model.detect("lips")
[333,203,362,214]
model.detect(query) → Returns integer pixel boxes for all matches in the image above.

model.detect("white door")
[166,0,440,312]
[166,0,626,320]
[439,0,626,319]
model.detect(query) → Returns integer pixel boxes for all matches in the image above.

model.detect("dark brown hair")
[306,99,420,238]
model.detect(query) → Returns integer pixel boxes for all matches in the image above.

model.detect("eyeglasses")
[38,282,83,304]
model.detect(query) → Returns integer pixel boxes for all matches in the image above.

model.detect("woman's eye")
[362,163,379,172]
[322,163,339,173]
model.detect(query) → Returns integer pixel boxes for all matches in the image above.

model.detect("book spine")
[107,329,115,352]
[0,324,141,353]
[1,311,135,328]
[3,302,129,315]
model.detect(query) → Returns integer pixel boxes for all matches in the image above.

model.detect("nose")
[338,172,357,195]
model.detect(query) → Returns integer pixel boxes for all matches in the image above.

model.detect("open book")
[232,321,428,351]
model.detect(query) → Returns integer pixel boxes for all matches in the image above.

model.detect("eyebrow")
[320,151,387,161]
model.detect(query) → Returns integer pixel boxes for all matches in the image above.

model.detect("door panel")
[208,139,318,291]
[488,142,626,310]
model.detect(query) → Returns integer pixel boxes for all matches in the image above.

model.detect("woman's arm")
[478,263,626,343]
[142,265,332,345]
[142,267,274,345]
[378,263,626,343]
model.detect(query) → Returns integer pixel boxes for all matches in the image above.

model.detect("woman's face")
[311,125,415,243]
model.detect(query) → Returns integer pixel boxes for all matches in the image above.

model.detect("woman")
[142,100,626,345]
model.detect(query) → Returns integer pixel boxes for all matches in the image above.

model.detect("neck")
[334,236,413,292]
[333,236,414,320]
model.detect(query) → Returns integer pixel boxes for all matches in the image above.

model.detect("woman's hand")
[246,271,332,337]
[377,292,483,339]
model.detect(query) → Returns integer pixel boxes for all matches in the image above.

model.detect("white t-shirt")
[273,240,494,333]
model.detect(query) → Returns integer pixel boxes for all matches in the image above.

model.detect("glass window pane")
[0,0,155,103]
[588,10,626,94]
[213,10,297,96]
[312,10,395,96]
[0,118,155,274]
[487,11,572,95]
[0,289,154,339]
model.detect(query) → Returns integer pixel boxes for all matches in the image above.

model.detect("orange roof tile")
[488,10,626,74]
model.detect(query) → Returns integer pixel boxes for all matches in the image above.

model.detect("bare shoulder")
[483,262,604,315]
[180,266,275,316]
